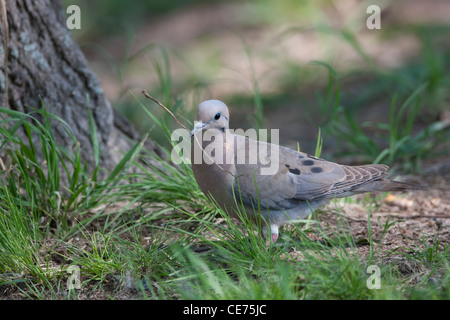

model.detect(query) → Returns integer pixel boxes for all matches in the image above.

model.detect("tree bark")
[0,0,158,174]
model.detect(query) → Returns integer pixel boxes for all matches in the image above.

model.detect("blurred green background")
[63,0,450,172]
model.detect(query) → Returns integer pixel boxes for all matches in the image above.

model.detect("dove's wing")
[233,137,388,211]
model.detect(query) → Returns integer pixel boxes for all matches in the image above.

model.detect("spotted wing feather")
[232,138,388,210]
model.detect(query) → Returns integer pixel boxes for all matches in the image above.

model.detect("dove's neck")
[191,130,235,168]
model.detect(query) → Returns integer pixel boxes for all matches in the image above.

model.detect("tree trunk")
[0,0,158,174]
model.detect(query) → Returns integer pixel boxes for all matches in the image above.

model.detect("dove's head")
[191,100,230,136]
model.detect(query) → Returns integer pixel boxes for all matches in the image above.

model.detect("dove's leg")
[262,225,279,247]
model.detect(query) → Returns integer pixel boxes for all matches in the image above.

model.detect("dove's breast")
[191,132,238,215]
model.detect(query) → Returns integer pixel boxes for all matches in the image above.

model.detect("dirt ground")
[296,164,450,280]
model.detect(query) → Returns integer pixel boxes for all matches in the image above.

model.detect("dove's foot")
[269,233,278,246]
[262,233,279,249]
[261,225,279,249]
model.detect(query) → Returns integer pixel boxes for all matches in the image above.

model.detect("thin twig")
[141,90,189,131]
[345,213,448,223]
[393,214,449,219]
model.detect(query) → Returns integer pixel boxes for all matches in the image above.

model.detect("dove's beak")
[190,121,206,136]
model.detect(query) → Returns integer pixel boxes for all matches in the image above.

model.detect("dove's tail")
[354,179,429,193]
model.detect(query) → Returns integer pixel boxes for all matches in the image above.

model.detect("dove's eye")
[214,113,221,120]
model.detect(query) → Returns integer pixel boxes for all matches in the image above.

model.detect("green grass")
[301,57,450,171]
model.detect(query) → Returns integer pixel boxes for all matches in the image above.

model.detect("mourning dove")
[191,100,425,245]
